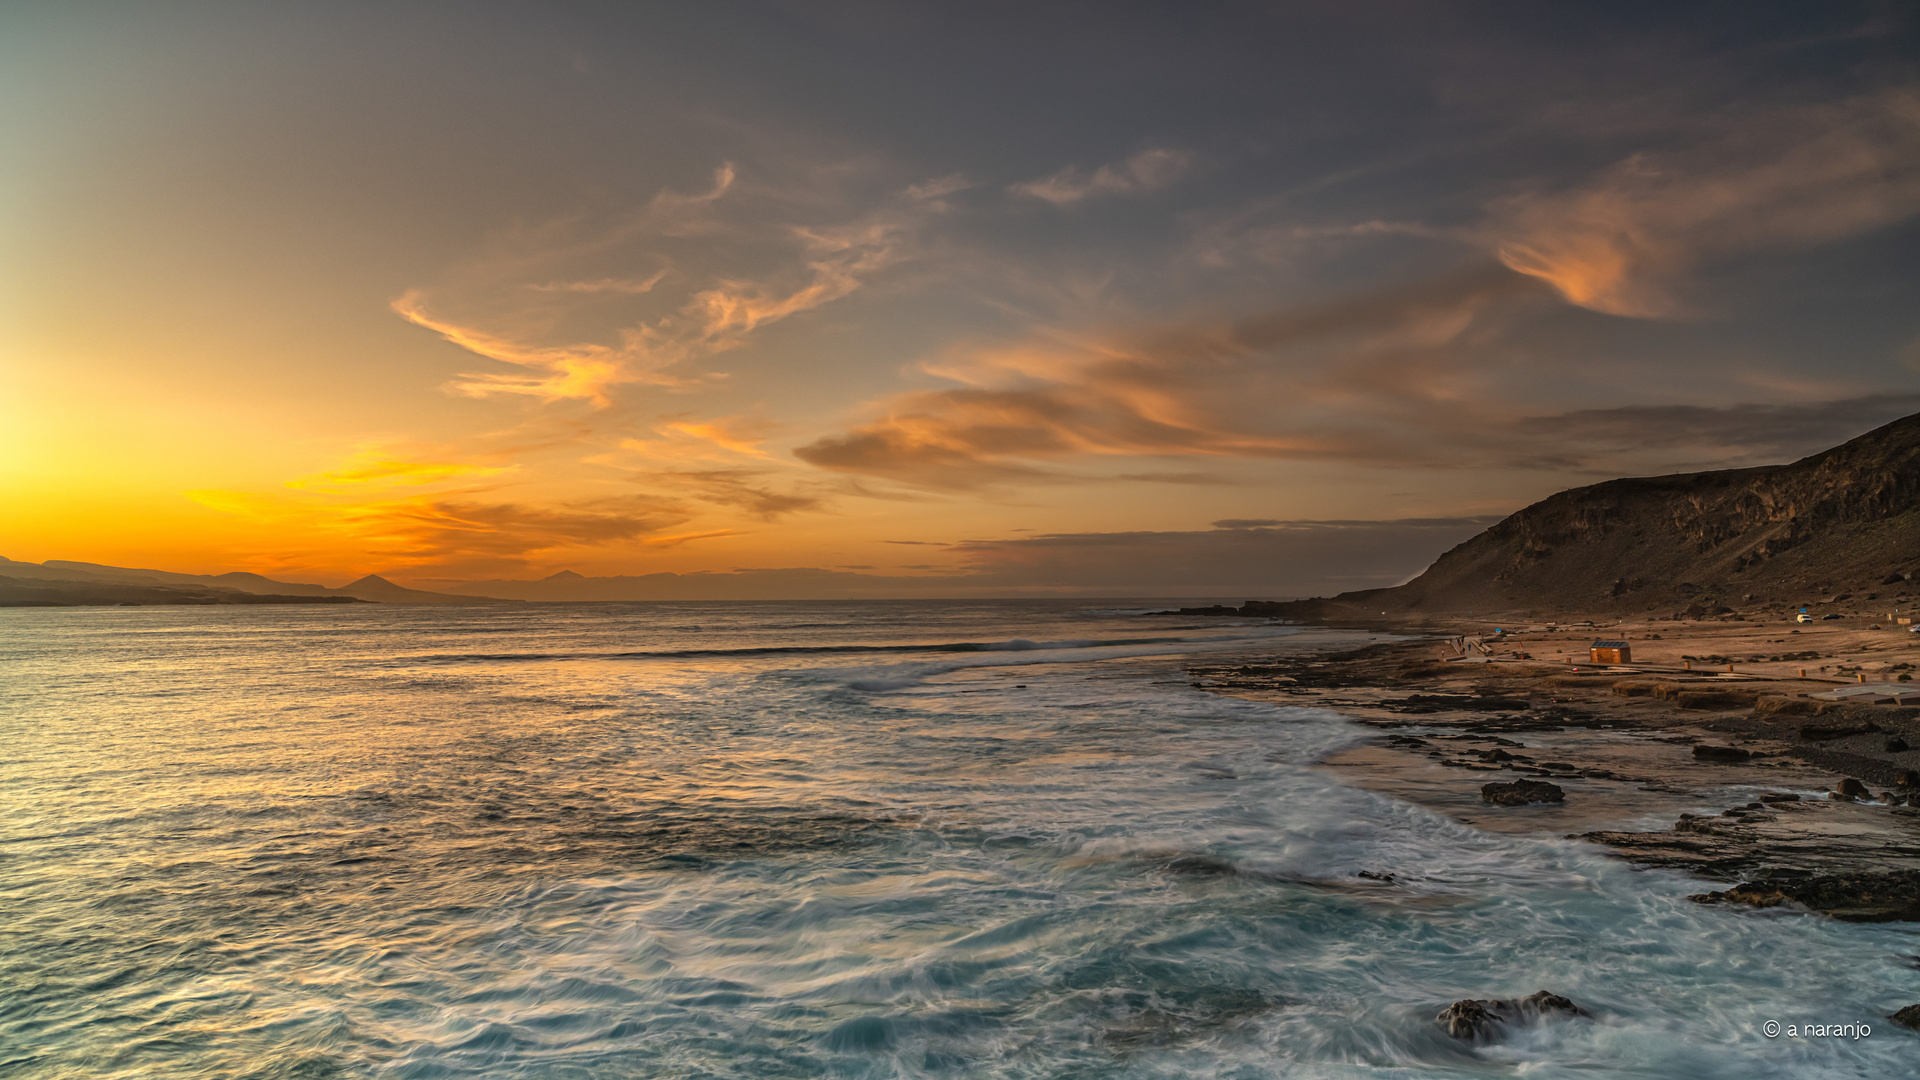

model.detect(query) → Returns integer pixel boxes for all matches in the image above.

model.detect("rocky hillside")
[1295,410,1920,618]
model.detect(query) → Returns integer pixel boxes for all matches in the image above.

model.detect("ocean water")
[1,601,1914,1079]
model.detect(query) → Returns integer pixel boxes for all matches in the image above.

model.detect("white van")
[1796,613,1813,623]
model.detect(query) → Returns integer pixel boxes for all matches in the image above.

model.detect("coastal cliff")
[1275,410,1920,618]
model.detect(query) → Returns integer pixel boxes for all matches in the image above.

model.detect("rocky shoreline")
[1188,620,1920,925]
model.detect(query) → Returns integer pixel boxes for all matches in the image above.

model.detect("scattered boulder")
[1692,744,1751,762]
[1831,778,1871,801]
[1892,1004,1920,1030]
[1887,737,1910,753]
[1436,991,1587,1041]
[1898,770,1920,789]
[1482,780,1565,806]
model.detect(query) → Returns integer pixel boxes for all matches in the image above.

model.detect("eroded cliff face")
[1351,411,1920,615]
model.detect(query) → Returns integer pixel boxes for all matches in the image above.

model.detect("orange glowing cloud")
[283,450,512,491]
[796,268,1541,488]
[393,167,946,408]
[188,485,695,574]
[392,290,646,405]
[1490,89,1920,317]
[618,415,779,463]
[1011,148,1192,205]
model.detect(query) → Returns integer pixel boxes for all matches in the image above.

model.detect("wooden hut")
[1589,639,1631,664]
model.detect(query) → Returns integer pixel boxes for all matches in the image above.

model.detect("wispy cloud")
[795,267,1543,488]
[282,448,513,491]
[1488,88,1920,316]
[189,487,693,575]
[1508,394,1920,468]
[793,262,1920,489]
[619,415,780,462]
[526,271,669,294]
[948,518,1503,594]
[791,89,1920,493]
[1011,148,1191,205]
[638,468,826,520]
[393,164,951,405]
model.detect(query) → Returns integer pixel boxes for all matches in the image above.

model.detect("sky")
[4,1,1919,597]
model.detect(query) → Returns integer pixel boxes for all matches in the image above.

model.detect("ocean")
[1,601,1913,1078]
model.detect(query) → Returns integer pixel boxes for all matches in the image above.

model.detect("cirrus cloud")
[393,164,954,405]
[1489,88,1920,316]
[1010,148,1192,205]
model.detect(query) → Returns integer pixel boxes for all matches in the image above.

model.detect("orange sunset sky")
[5,2,1919,596]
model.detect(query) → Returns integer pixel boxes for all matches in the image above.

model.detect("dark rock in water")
[825,1016,895,1052]
[1692,744,1751,762]
[1760,792,1800,803]
[1832,778,1871,800]
[1482,780,1565,806]
[1892,1003,1920,1030]
[1436,999,1495,1040]
[1172,604,1244,616]
[1436,991,1587,1041]
[1162,854,1238,877]
[1357,870,1395,882]
[1481,748,1515,762]
[1539,761,1577,772]
[1688,869,1920,922]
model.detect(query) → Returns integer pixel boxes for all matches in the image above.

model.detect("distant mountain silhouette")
[1278,410,1920,618]
[0,559,510,606]
[209,571,333,595]
[335,574,503,605]
[0,558,367,607]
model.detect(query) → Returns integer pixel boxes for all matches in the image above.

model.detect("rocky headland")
[1176,411,1920,934]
